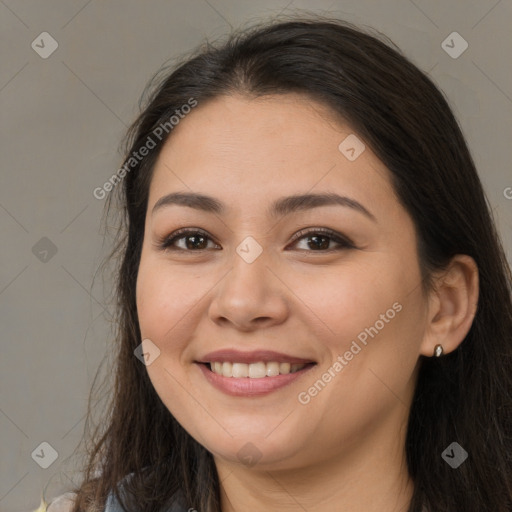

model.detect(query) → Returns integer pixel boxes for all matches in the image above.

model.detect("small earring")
[433,344,444,357]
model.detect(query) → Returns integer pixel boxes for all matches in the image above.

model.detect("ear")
[420,254,479,357]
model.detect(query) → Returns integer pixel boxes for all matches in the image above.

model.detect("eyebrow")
[151,191,377,222]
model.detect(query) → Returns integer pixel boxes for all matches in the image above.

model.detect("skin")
[136,94,479,512]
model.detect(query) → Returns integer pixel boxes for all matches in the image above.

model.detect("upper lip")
[197,349,316,365]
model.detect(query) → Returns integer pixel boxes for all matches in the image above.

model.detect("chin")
[200,431,306,470]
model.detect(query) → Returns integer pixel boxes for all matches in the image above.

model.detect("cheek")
[309,256,424,382]
[302,263,397,345]
[136,258,194,348]
[135,259,202,418]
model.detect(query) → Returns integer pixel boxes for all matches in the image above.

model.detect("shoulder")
[46,492,106,512]
[105,488,189,512]
[49,476,188,512]
[46,493,77,512]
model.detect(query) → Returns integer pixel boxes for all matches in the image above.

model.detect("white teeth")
[222,362,232,378]
[280,362,291,375]
[249,362,266,378]
[232,362,249,378]
[209,361,309,377]
[266,362,280,377]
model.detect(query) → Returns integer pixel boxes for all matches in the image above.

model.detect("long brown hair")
[72,15,512,512]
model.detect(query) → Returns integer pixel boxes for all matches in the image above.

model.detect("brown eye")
[158,227,355,253]
[288,228,355,252]
[159,229,220,252]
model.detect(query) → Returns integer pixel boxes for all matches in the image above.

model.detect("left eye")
[157,228,355,253]
[289,228,355,252]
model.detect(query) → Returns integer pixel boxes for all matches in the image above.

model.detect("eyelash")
[157,227,356,253]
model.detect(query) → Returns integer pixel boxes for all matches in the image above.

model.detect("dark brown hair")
[71,15,512,512]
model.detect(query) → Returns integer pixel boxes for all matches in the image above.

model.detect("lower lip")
[196,363,316,397]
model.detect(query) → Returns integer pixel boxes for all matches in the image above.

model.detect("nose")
[207,249,289,332]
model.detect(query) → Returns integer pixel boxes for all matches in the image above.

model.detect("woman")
[49,16,512,512]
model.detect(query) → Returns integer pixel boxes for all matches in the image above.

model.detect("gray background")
[1,1,511,511]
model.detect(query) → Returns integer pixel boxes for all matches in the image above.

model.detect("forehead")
[148,94,398,218]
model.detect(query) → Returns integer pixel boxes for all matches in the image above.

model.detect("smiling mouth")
[202,361,316,378]
[196,360,317,397]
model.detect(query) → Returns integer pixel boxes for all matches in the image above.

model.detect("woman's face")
[136,94,432,471]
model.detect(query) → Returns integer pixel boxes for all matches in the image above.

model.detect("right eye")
[157,228,221,252]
